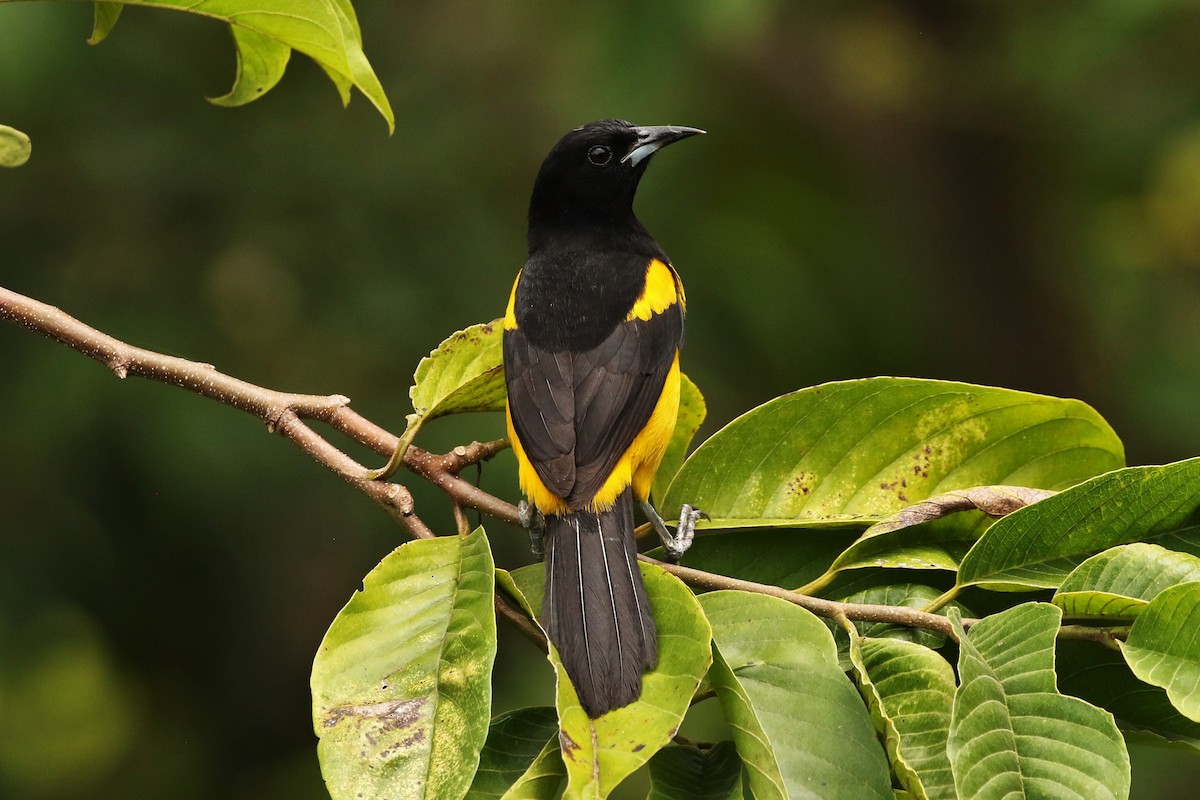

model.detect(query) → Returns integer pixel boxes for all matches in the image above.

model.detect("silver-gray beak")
[622,125,706,166]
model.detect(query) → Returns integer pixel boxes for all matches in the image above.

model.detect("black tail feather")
[542,488,657,717]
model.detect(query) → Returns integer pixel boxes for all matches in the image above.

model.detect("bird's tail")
[542,487,657,717]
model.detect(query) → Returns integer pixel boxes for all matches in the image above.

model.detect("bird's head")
[528,119,704,234]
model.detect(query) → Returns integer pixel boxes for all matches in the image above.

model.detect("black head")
[528,119,703,242]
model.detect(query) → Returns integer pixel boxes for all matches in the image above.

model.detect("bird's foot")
[519,500,546,561]
[642,501,707,563]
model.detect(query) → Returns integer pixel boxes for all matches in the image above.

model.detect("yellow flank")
[507,402,569,515]
[627,259,683,321]
[503,271,521,330]
[590,352,681,511]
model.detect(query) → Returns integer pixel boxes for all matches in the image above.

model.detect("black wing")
[505,302,682,510]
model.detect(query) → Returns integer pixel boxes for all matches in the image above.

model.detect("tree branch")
[641,556,1129,643]
[1,285,1127,648]
[0,286,518,533]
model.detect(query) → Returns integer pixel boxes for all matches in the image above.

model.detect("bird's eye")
[587,145,612,166]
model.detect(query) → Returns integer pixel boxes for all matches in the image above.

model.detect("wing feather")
[505,299,682,510]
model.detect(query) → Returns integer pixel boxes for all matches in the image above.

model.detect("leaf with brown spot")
[664,378,1122,530]
[312,527,497,800]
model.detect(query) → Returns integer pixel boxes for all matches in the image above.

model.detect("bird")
[502,119,705,717]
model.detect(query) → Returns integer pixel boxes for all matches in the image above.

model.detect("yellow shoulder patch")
[503,270,521,330]
[626,259,681,321]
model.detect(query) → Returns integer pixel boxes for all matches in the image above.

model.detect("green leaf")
[1056,640,1200,750]
[801,485,1052,595]
[0,124,31,168]
[410,320,506,419]
[957,458,1200,591]
[801,513,992,594]
[464,707,564,800]
[664,378,1122,529]
[947,603,1130,800]
[87,2,122,44]
[208,26,291,107]
[646,742,743,800]
[496,565,540,619]
[312,528,497,800]
[373,320,505,475]
[1053,543,1200,619]
[653,372,707,503]
[847,634,957,800]
[647,527,861,589]
[1121,581,1200,722]
[72,0,395,130]
[554,566,712,799]
[700,590,893,800]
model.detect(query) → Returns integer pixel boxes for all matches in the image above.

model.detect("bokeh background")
[3,1,1200,797]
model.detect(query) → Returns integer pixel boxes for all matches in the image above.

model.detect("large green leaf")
[1053,543,1200,619]
[847,634,957,800]
[553,566,712,799]
[1056,640,1200,750]
[957,458,1200,591]
[646,741,743,800]
[663,378,1122,529]
[464,707,564,800]
[312,528,497,800]
[700,590,893,800]
[947,604,1130,800]
[0,124,31,168]
[1121,581,1200,722]
[59,0,395,129]
[653,372,707,503]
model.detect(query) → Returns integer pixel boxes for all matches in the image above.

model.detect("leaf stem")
[921,586,962,613]
[794,569,838,597]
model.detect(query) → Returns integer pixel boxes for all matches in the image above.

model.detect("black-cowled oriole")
[503,119,704,717]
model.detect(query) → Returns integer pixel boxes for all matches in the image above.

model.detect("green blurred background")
[3,1,1200,797]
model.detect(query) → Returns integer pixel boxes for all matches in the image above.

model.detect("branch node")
[264,405,289,433]
[107,358,130,379]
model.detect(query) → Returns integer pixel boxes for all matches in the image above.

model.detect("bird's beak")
[622,125,706,166]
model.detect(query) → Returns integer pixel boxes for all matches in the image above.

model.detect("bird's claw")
[668,504,707,560]
[642,501,705,563]
[519,500,546,561]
